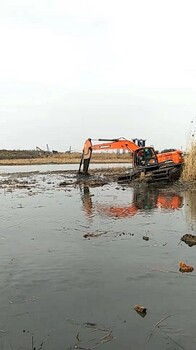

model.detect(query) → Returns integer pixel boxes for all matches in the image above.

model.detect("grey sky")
[0,0,195,151]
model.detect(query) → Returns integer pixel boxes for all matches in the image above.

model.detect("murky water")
[0,170,196,350]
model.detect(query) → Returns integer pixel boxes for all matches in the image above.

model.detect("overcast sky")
[0,0,196,152]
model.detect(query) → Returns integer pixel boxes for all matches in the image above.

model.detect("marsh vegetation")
[183,143,196,181]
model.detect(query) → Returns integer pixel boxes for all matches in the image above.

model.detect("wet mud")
[0,168,196,350]
[181,234,196,247]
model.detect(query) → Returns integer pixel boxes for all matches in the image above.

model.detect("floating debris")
[143,236,149,241]
[66,318,114,349]
[59,181,67,187]
[133,304,147,317]
[83,231,106,239]
[83,233,100,239]
[179,261,194,273]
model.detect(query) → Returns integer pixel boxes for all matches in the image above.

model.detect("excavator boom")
[92,138,139,152]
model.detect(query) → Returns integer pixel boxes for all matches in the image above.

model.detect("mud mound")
[181,234,196,247]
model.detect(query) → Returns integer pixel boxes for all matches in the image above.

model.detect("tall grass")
[182,142,196,181]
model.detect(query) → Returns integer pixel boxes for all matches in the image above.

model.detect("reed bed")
[182,143,196,181]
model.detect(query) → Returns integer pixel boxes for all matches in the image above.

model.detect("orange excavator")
[78,137,184,183]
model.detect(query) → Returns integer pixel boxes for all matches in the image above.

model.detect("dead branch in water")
[160,331,187,350]
[148,267,196,276]
[147,314,173,342]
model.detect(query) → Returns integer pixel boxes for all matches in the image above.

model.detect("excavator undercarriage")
[118,162,183,184]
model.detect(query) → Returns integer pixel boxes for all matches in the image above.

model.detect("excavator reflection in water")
[80,186,94,217]
[80,185,183,218]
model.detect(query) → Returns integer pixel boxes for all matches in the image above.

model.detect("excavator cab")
[133,147,158,168]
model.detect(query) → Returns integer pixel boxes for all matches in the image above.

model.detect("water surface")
[0,171,195,350]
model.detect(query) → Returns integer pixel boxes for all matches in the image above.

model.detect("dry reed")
[182,142,196,181]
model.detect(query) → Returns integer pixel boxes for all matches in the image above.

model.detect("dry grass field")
[0,151,132,166]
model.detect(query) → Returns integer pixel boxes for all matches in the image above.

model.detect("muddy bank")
[0,167,195,192]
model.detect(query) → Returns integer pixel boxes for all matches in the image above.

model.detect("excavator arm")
[92,138,139,152]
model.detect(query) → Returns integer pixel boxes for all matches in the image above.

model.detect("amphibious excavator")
[78,138,184,183]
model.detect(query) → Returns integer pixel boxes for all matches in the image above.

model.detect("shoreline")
[0,156,195,189]
[0,166,195,190]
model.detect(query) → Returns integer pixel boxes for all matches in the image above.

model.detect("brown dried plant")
[182,142,196,181]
